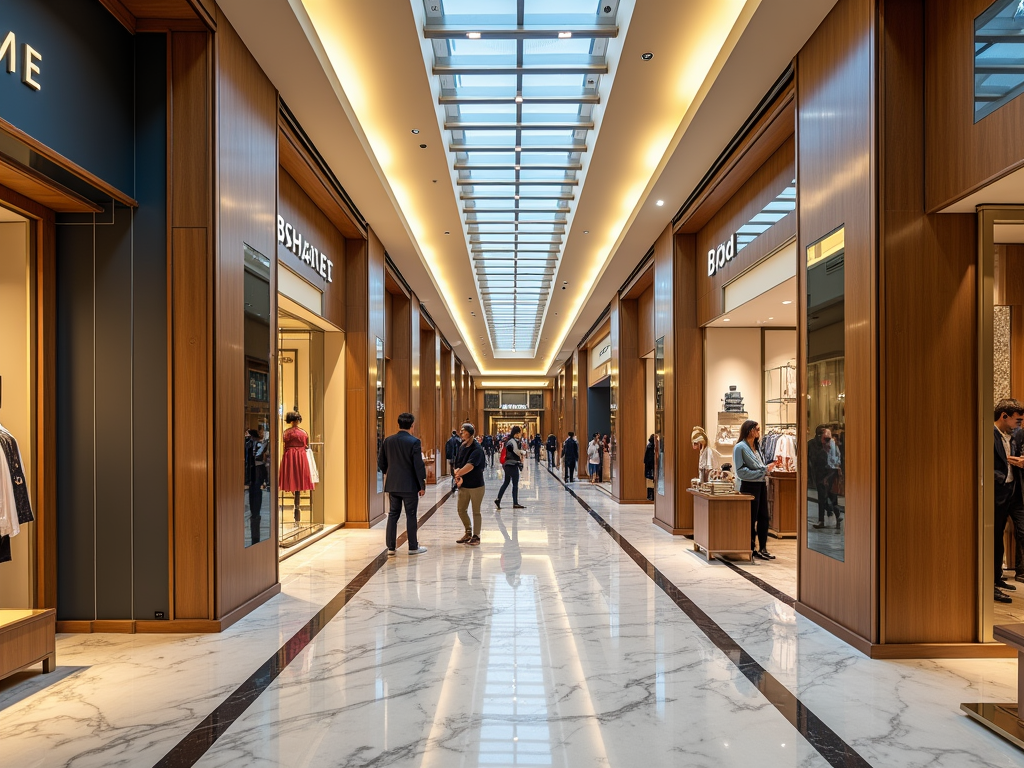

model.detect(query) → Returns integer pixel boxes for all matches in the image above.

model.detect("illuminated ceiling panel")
[424,0,620,354]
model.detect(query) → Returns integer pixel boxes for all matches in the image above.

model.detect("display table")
[0,609,56,682]
[424,456,437,485]
[687,488,754,562]
[961,623,1024,750]
[768,471,797,538]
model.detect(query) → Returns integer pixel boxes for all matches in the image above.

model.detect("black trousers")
[547,447,555,467]
[386,492,420,550]
[995,492,1024,579]
[248,465,266,518]
[564,461,576,482]
[815,480,833,523]
[497,463,520,504]
[741,480,769,552]
[485,448,494,467]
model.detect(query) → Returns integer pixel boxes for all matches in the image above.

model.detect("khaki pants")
[457,485,485,535]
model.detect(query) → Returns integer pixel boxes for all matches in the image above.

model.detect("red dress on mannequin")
[279,426,315,492]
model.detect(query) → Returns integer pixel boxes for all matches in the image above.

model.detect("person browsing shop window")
[587,434,602,484]
[993,399,1024,603]
[453,423,486,547]
[733,420,780,561]
[495,425,526,510]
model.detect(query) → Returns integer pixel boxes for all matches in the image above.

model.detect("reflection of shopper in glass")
[733,420,779,561]
[246,429,265,542]
[495,425,526,510]
[994,399,1024,602]
[495,509,522,588]
[809,426,837,529]
[453,423,486,546]
[691,427,718,482]
[378,412,428,556]
[644,435,656,501]
[279,411,315,525]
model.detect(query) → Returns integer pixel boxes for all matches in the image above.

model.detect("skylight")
[424,0,620,355]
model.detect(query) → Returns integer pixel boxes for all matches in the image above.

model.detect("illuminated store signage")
[500,403,529,410]
[277,215,334,283]
[707,234,737,277]
[0,30,42,90]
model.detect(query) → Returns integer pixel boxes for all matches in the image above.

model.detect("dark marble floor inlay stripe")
[718,558,796,607]
[153,492,453,768]
[546,467,870,768]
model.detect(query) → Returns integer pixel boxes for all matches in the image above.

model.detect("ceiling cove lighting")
[423,0,622,360]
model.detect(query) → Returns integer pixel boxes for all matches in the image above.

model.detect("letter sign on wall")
[707,234,737,277]
[0,30,42,90]
[277,215,334,283]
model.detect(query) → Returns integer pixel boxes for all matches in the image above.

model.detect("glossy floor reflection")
[0,463,1021,768]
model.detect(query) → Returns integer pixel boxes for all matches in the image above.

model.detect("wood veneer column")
[612,295,647,502]
[419,323,437,462]
[653,225,682,532]
[169,31,213,621]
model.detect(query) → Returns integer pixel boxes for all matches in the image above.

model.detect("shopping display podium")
[961,623,1024,751]
[687,488,754,562]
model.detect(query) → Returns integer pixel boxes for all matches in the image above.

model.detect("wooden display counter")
[0,609,56,682]
[687,488,754,562]
[768,471,797,538]
[424,456,437,485]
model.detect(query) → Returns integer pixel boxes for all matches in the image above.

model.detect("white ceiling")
[707,277,797,328]
[220,0,839,377]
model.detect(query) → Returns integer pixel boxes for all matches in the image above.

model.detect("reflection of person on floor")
[280,411,315,525]
[809,427,837,529]
[993,399,1024,604]
[495,510,522,588]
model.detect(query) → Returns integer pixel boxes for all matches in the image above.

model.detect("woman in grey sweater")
[732,420,780,561]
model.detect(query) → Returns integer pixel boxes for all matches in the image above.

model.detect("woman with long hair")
[732,419,780,560]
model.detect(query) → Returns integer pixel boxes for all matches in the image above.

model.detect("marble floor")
[1,462,1022,767]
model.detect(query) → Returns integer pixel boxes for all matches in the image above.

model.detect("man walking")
[482,433,495,467]
[453,423,486,546]
[562,431,579,483]
[546,434,557,469]
[378,412,428,556]
[994,399,1024,602]
[495,425,526,510]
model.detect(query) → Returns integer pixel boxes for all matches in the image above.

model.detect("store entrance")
[979,207,1024,637]
[0,204,34,610]
[586,378,612,492]
[701,240,800,594]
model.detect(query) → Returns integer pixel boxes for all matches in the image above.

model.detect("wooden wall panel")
[574,348,589,475]
[795,0,875,642]
[543,389,555,440]
[638,284,655,357]
[419,325,437,460]
[409,292,421,428]
[367,230,386,525]
[387,292,412,421]
[694,138,796,325]
[171,34,210,229]
[439,345,452,473]
[612,296,647,502]
[925,0,1024,211]
[880,0,978,644]
[171,228,209,619]
[214,13,279,618]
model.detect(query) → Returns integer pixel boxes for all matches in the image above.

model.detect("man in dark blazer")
[378,412,428,556]
[994,399,1024,602]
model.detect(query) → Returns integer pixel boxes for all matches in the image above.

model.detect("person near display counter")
[733,420,780,561]
[993,398,1024,603]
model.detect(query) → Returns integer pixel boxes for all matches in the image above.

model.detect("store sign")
[707,234,737,277]
[500,403,529,410]
[277,215,334,283]
[1,30,42,90]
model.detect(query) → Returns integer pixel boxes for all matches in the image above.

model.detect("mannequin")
[691,426,719,483]
[279,411,315,524]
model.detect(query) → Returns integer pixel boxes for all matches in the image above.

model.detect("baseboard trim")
[794,602,1017,658]
[652,517,693,536]
[57,584,284,635]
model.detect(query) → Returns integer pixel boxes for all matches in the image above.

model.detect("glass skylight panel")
[975,1,1024,120]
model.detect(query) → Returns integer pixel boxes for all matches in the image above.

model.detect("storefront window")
[806,227,846,561]
[975,1,1024,121]
[243,245,271,548]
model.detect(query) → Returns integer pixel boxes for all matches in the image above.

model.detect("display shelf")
[0,609,56,682]
[765,364,797,430]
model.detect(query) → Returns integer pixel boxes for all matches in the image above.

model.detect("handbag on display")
[306,447,320,484]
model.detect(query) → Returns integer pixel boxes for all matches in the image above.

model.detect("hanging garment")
[306,447,320,484]
[774,435,798,472]
[0,535,10,564]
[0,426,33,524]
[0,437,20,539]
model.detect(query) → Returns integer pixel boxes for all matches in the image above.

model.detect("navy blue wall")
[54,31,168,622]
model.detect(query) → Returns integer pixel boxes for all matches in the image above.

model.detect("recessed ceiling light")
[641,52,654,61]
[419,143,427,149]
[515,194,520,199]
[768,317,774,320]
[656,200,664,206]
[515,95,523,103]
[558,31,572,39]
[467,32,481,39]
[782,300,793,305]
[723,318,731,322]
[583,230,589,234]
[515,165,521,170]
[411,129,420,134]
[514,145,521,152]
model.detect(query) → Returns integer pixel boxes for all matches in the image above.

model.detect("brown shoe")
[468,535,481,546]
[456,532,472,544]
